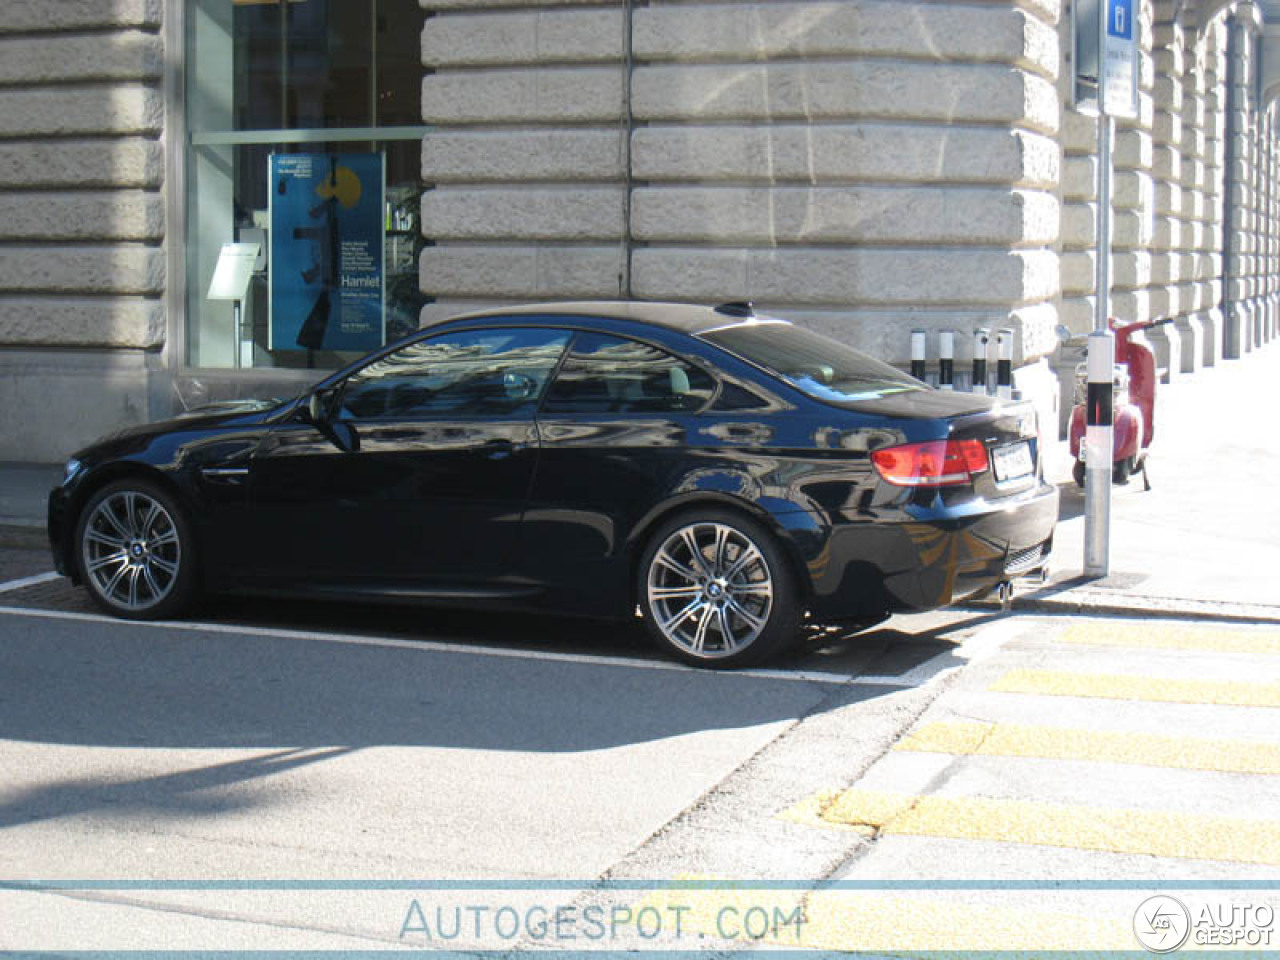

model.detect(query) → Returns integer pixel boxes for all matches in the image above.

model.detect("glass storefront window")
[185,0,426,371]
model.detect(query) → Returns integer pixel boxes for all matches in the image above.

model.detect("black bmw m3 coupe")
[49,301,1057,667]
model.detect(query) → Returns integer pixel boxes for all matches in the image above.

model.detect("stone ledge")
[0,85,163,139]
[0,140,164,189]
[422,8,622,67]
[420,244,625,298]
[0,296,164,349]
[0,0,161,33]
[632,125,1058,187]
[422,129,624,182]
[422,187,625,240]
[632,61,1059,133]
[631,185,1059,246]
[631,246,1059,307]
[0,246,165,295]
[422,68,622,123]
[422,0,618,8]
[0,192,164,242]
[0,32,163,86]
[633,2,1058,80]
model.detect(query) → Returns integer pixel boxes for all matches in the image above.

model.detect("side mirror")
[307,388,337,423]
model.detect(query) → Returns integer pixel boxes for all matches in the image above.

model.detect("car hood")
[74,398,293,458]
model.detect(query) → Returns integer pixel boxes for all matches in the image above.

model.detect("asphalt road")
[3,557,1278,953]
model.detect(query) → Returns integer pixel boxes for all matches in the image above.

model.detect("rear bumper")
[805,479,1060,619]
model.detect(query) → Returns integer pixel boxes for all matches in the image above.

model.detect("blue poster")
[269,153,385,352]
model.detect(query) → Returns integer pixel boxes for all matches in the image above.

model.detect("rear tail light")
[871,439,990,487]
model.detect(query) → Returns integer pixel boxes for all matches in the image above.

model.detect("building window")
[185,0,425,371]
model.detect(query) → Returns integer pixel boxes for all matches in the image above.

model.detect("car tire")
[75,478,198,621]
[637,508,802,668]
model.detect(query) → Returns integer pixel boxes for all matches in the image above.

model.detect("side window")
[336,328,570,420]
[542,332,716,415]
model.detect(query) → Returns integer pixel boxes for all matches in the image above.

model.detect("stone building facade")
[0,0,169,462]
[0,0,1277,462]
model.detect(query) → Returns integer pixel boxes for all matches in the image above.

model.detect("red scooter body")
[1067,318,1163,486]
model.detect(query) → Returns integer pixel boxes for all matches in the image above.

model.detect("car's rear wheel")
[75,479,198,620]
[638,509,801,668]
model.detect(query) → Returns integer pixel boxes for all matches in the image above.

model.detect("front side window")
[542,332,716,415]
[337,328,571,420]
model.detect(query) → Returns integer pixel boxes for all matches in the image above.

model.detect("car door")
[525,330,718,609]
[244,326,571,590]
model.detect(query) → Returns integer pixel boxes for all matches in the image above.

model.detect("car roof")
[441,300,786,337]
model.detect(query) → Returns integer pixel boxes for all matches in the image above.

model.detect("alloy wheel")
[645,520,775,659]
[81,489,183,613]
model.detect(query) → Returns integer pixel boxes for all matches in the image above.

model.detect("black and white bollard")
[938,330,955,390]
[1084,329,1115,577]
[996,328,1014,400]
[910,330,927,382]
[971,328,990,394]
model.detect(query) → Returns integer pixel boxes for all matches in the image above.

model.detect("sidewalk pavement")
[2,341,1277,623]
[1019,337,1280,623]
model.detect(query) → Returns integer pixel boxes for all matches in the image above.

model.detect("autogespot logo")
[1134,895,1192,953]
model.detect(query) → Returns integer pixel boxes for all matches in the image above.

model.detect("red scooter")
[1068,317,1170,490]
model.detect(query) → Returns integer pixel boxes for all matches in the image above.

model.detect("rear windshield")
[700,321,925,405]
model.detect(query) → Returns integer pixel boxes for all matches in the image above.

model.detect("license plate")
[992,441,1033,482]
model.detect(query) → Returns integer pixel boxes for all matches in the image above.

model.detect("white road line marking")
[0,592,1026,688]
[0,602,862,685]
[0,571,60,595]
[859,618,1027,687]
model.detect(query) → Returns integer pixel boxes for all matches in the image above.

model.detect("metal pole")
[1085,113,1116,578]
[938,330,955,390]
[971,328,989,394]
[910,330,927,381]
[996,328,1014,399]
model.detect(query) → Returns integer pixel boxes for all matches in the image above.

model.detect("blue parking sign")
[1108,0,1133,39]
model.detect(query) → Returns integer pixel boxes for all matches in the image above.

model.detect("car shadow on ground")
[0,576,1004,830]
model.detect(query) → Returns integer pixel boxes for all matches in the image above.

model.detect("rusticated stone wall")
[419,0,1065,379]
[0,0,166,461]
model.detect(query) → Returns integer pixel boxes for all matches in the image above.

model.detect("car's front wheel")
[638,509,801,668]
[75,479,198,620]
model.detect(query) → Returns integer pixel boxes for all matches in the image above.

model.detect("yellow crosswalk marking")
[793,893,1132,952]
[787,788,1280,865]
[1057,622,1280,655]
[897,720,1280,774]
[990,668,1280,707]
[775,788,875,835]
[636,879,1133,951]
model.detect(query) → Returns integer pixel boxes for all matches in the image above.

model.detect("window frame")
[330,326,574,423]
[538,330,722,418]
